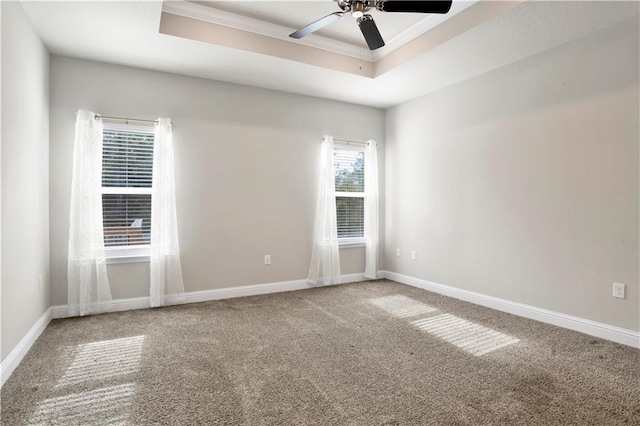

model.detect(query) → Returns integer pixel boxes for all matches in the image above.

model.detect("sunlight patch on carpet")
[412,314,520,356]
[369,295,438,318]
[29,383,135,425]
[57,335,145,387]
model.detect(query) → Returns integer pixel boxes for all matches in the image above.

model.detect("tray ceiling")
[198,1,428,48]
[160,0,486,76]
[19,1,640,108]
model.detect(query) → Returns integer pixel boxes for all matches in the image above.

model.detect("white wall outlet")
[613,282,625,299]
[396,248,401,257]
[411,250,417,261]
[38,275,43,291]
[264,255,271,265]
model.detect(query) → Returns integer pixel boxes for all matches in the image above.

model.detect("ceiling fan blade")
[377,0,453,14]
[358,15,385,50]
[289,12,346,39]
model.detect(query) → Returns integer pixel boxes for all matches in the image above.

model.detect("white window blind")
[101,126,154,248]
[334,146,365,239]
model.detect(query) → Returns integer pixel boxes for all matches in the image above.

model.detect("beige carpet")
[1,280,639,425]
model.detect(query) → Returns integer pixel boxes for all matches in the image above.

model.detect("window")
[334,144,365,244]
[101,123,154,258]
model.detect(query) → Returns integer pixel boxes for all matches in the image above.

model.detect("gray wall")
[49,56,385,305]
[385,17,639,331]
[1,2,50,361]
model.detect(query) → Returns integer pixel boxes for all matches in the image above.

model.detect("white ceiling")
[20,1,640,109]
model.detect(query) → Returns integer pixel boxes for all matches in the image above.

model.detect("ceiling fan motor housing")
[336,0,375,17]
[351,2,367,19]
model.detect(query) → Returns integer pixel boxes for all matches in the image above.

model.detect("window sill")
[107,255,150,265]
[339,239,366,248]
[106,246,150,264]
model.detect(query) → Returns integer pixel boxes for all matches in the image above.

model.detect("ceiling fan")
[289,1,453,51]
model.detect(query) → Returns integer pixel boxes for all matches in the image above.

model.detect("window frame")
[101,121,155,263]
[333,142,366,248]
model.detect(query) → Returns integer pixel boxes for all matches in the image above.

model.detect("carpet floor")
[1,280,639,425]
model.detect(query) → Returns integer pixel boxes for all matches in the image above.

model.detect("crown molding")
[373,0,478,60]
[162,0,376,62]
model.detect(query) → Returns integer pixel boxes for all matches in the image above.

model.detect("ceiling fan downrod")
[336,0,369,18]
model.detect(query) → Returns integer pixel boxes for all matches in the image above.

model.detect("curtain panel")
[364,140,379,279]
[67,110,112,316]
[307,135,342,285]
[150,118,185,307]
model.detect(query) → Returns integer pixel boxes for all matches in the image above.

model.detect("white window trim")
[102,187,152,195]
[102,122,154,261]
[105,245,150,264]
[334,142,364,152]
[102,121,154,134]
[338,238,366,248]
[335,191,364,198]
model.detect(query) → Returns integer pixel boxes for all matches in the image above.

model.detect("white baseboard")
[51,297,150,319]
[51,272,376,319]
[383,270,640,348]
[184,278,318,305]
[1,308,52,388]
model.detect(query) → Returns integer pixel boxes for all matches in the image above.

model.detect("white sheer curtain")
[68,110,112,316]
[150,118,185,307]
[364,140,379,279]
[307,135,341,285]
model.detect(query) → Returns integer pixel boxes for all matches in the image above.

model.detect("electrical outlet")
[38,275,43,291]
[613,282,625,299]
[396,248,400,257]
[264,255,271,265]
[411,250,417,261]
